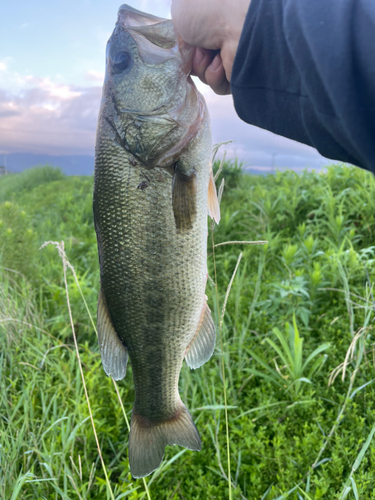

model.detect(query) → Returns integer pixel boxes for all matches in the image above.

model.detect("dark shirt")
[231,0,375,174]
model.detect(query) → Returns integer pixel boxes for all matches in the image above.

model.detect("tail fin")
[128,401,201,478]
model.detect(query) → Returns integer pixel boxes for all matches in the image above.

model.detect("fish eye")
[112,51,132,73]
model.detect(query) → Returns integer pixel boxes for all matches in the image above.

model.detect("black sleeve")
[231,0,375,174]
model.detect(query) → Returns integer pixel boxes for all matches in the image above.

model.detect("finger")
[191,48,217,85]
[204,54,231,95]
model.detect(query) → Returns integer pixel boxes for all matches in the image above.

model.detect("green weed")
[0,165,64,203]
[246,315,330,397]
[1,163,375,498]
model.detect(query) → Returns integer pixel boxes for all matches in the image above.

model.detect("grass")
[0,165,64,203]
[1,162,375,498]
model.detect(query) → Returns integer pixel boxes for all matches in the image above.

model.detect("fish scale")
[93,4,220,478]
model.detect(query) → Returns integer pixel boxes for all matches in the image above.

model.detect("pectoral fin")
[97,288,128,381]
[172,164,197,232]
[207,168,221,224]
[185,298,216,369]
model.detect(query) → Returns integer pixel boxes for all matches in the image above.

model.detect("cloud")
[0,62,7,71]
[86,70,105,82]
[23,76,82,100]
[0,79,101,156]
[0,70,329,170]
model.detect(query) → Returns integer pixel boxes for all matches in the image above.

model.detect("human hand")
[171,0,251,95]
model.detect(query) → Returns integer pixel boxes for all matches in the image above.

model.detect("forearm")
[231,0,375,173]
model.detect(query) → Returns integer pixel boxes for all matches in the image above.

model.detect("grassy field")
[1,162,375,499]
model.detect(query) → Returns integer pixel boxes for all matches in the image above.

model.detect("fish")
[93,4,220,478]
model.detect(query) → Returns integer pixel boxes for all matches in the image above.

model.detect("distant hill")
[2,153,94,176]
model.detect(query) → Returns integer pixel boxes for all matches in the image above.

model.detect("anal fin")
[97,288,128,381]
[185,298,216,369]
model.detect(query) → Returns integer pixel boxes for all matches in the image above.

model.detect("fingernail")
[210,54,221,71]
[194,48,205,64]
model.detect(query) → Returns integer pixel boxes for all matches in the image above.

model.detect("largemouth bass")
[93,4,220,478]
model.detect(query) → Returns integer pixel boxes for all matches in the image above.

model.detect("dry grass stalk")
[214,240,268,248]
[41,240,116,500]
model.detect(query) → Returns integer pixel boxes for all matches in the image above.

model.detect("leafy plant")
[258,275,312,327]
[0,201,37,279]
[246,315,330,396]
[213,158,244,190]
[0,165,63,203]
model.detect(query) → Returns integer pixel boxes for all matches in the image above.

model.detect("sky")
[0,0,330,172]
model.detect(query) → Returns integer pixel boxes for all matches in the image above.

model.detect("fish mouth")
[116,4,194,72]
[117,4,166,29]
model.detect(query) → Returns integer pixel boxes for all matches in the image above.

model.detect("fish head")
[100,4,205,169]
